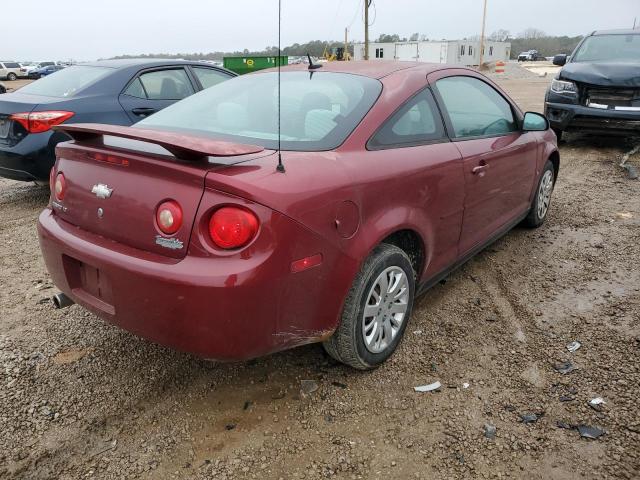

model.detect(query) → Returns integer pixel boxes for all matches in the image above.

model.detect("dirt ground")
[2,79,32,92]
[1,73,639,480]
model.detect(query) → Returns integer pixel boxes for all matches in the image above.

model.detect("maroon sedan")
[38,61,558,369]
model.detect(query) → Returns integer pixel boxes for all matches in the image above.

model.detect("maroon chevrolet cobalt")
[38,61,559,369]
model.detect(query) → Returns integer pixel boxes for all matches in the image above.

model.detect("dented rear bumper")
[37,207,355,360]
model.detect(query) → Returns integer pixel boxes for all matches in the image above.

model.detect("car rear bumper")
[37,208,354,360]
[545,102,640,135]
[0,131,57,181]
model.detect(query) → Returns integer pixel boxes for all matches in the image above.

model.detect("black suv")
[545,29,640,140]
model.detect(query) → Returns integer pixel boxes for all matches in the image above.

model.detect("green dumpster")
[223,55,288,75]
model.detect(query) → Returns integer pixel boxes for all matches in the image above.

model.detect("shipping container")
[223,56,288,75]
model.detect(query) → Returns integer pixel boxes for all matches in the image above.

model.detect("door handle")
[132,107,156,117]
[472,161,488,175]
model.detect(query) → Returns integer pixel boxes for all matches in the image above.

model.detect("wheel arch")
[378,228,427,280]
[548,149,560,183]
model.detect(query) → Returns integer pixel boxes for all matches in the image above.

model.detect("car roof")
[592,28,640,36]
[274,60,448,79]
[78,58,212,69]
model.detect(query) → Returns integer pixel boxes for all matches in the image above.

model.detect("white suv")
[0,61,22,81]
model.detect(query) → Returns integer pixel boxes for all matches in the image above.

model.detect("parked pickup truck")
[545,29,640,140]
[517,50,545,62]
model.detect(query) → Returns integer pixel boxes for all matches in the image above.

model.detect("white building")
[353,40,511,66]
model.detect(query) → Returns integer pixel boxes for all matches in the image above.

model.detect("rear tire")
[7,73,17,81]
[523,160,555,228]
[323,244,415,370]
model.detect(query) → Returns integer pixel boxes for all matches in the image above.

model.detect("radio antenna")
[276,0,285,173]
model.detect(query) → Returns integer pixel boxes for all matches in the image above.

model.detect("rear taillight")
[54,173,66,201]
[9,111,74,133]
[208,207,259,249]
[156,200,183,235]
[49,167,55,194]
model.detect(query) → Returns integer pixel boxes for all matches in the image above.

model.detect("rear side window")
[136,69,194,100]
[192,67,231,89]
[369,88,445,149]
[4,62,20,68]
[123,78,146,98]
[435,76,517,138]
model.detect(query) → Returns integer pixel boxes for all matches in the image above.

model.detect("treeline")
[109,40,351,61]
[109,31,583,62]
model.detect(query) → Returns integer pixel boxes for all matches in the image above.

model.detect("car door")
[118,67,197,123]
[429,71,537,256]
[365,87,465,280]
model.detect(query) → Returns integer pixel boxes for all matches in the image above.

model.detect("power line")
[347,0,364,30]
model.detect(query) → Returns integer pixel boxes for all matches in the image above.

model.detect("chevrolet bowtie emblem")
[91,183,113,199]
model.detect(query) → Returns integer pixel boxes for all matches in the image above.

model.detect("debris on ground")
[414,381,442,393]
[225,423,236,431]
[462,382,470,389]
[52,348,94,365]
[519,413,541,424]
[331,381,347,389]
[300,379,319,397]
[577,425,606,440]
[566,341,581,353]
[484,423,497,440]
[553,361,577,375]
[556,421,574,430]
[89,439,117,458]
[589,397,606,411]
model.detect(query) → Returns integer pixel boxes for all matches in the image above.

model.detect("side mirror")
[553,54,567,66]
[523,112,549,132]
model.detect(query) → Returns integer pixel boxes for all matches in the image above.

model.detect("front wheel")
[323,244,415,369]
[523,160,555,228]
[7,73,17,81]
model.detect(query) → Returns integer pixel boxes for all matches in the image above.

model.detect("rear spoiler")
[53,123,264,161]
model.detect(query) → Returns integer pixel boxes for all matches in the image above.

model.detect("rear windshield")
[138,71,382,151]
[18,66,111,98]
[573,34,640,62]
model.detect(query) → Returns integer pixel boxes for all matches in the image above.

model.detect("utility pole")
[478,0,488,69]
[364,0,370,60]
[345,27,349,60]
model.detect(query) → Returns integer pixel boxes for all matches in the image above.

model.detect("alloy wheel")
[362,266,410,354]
[537,170,554,219]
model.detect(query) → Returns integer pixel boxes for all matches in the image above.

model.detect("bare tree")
[519,28,547,39]
[488,29,511,41]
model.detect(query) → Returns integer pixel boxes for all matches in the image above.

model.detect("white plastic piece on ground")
[567,341,582,353]
[414,381,442,393]
[463,383,470,389]
[589,397,606,407]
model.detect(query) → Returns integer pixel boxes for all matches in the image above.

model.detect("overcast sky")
[3,0,639,61]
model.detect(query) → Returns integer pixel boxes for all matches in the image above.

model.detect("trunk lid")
[52,124,268,259]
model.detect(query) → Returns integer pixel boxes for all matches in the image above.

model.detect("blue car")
[28,65,66,79]
[0,59,235,181]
